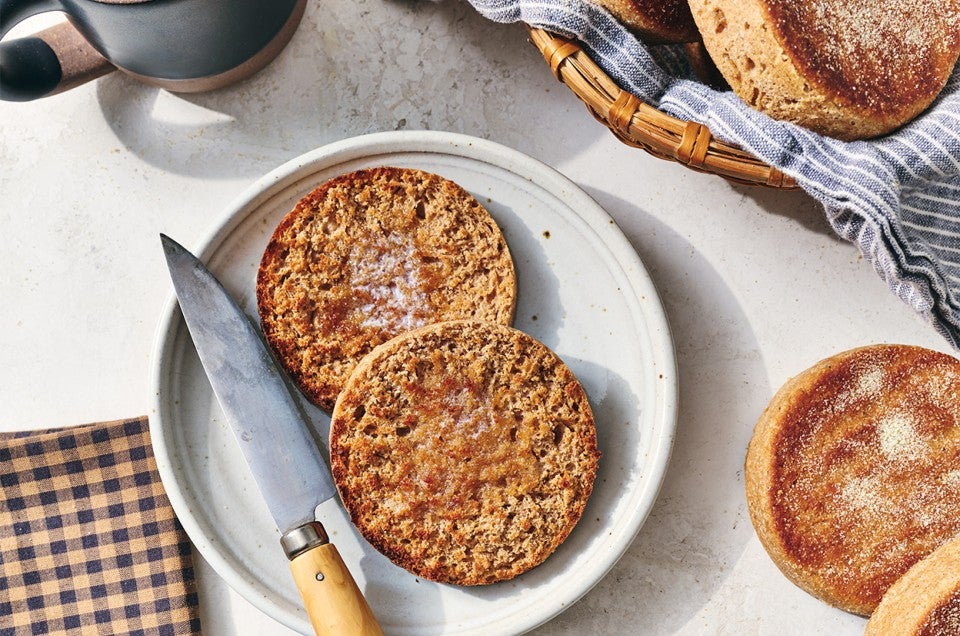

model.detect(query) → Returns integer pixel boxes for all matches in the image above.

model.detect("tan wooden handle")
[289,541,384,636]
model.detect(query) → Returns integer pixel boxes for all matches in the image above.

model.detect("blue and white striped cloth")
[469,0,960,350]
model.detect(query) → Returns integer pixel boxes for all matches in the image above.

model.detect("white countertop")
[0,1,949,634]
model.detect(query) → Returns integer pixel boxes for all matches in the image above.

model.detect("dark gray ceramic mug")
[0,0,306,102]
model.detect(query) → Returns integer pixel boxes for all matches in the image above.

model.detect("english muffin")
[330,320,600,585]
[689,0,960,139]
[745,344,960,615]
[866,535,960,636]
[256,167,516,412]
[590,0,699,44]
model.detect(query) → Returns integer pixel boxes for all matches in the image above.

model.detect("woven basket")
[528,27,798,189]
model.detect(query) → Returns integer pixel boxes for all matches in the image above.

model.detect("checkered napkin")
[469,0,960,350]
[0,417,201,635]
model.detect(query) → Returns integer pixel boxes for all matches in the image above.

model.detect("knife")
[160,234,383,636]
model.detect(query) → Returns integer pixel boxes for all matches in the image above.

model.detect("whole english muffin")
[689,0,960,139]
[589,0,699,44]
[745,345,960,616]
[330,320,600,585]
[256,167,516,412]
[865,536,960,636]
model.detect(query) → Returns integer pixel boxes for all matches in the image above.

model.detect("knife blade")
[160,234,383,636]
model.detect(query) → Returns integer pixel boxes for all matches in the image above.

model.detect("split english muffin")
[745,344,960,616]
[329,320,600,586]
[256,166,517,412]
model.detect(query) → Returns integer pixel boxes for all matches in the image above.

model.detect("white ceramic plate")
[149,130,677,635]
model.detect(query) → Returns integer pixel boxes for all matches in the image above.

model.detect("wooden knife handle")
[286,523,383,636]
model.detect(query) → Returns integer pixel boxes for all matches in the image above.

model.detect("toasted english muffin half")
[330,320,600,585]
[257,167,516,412]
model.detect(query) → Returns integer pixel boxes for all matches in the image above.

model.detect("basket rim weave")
[528,26,798,189]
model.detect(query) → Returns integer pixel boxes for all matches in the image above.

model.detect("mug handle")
[1,0,114,102]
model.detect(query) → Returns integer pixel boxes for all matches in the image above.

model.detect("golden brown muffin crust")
[763,0,960,120]
[865,536,960,635]
[256,167,516,412]
[920,592,960,636]
[330,320,600,586]
[592,0,699,43]
[746,345,960,615]
[690,0,960,139]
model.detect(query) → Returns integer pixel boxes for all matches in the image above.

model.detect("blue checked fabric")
[469,0,960,350]
[0,417,201,635]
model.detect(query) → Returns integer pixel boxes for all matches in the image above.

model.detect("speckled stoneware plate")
[149,130,677,635]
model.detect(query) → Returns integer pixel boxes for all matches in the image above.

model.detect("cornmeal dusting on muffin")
[853,367,884,399]
[929,370,960,408]
[865,537,960,635]
[747,345,960,615]
[921,592,960,636]
[256,166,516,411]
[691,0,960,138]
[768,0,960,108]
[877,413,927,463]
[825,361,885,413]
[945,470,960,488]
